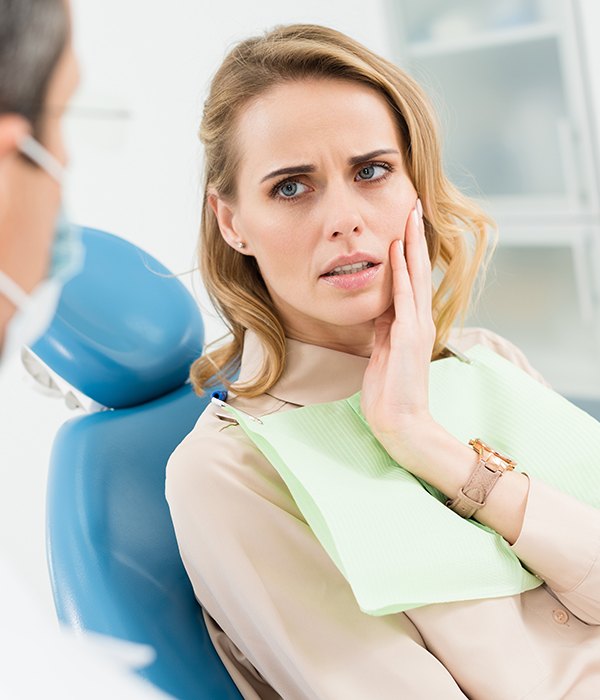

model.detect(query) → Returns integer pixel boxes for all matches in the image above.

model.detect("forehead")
[235,79,403,176]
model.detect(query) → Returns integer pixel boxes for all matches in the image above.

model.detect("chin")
[325,294,391,327]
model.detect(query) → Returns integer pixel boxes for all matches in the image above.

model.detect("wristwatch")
[446,438,518,519]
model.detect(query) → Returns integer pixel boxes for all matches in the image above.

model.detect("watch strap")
[445,458,503,519]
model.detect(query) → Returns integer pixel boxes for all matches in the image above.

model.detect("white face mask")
[0,135,84,365]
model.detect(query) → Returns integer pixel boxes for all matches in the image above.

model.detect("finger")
[371,305,394,363]
[390,237,415,330]
[405,199,433,324]
[388,237,424,381]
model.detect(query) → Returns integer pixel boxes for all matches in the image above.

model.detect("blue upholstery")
[35,227,242,699]
[32,228,204,408]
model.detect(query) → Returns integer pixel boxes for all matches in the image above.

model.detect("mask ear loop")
[18,134,64,184]
[0,269,30,309]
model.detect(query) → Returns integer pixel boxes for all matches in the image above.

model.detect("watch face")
[488,454,507,470]
[471,439,517,468]
[491,444,516,463]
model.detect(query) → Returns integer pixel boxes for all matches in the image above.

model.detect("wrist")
[376,420,530,544]
[378,418,476,488]
[372,411,435,454]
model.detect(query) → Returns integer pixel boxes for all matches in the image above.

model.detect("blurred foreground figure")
[0,1,169,696]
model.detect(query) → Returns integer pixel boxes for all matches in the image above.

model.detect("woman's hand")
[360,198,437,459]
[359,201,531,535]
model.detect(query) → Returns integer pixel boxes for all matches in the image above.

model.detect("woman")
[166,24,600,700]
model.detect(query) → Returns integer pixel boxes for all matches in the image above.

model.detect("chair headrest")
[31,227,204,409]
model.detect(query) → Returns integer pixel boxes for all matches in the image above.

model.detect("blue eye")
[281,182,299,197]
[273,179,309,200]
[356,163,389,181]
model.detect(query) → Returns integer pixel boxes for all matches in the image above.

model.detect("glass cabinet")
[389,0,600,399]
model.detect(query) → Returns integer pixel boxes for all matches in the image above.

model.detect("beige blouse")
[166,326,600,700]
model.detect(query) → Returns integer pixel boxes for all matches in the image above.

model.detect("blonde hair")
[191,23,496,397]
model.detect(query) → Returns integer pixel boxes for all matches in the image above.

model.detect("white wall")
[0,1,391,619]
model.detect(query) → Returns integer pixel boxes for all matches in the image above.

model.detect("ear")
[0,114,30,161]
[207,191,253,255]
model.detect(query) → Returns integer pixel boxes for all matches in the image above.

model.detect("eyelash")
[269,161,395,203]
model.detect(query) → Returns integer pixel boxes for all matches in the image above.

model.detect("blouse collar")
[237,329,370,406]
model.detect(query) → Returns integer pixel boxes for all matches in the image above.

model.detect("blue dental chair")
[29,227,243,700]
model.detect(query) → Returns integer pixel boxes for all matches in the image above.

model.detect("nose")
[321,181,364,240]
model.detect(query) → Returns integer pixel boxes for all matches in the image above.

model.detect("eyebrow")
[259,148,400,184]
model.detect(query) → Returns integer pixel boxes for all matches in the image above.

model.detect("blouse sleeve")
[461,327,600,625]
[509,475,600,625]
[166,410,469,700]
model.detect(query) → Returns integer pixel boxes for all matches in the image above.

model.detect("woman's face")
[212,78,419,353]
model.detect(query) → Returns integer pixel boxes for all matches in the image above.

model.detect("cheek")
[248,207,315,275]
[366,182,417,243]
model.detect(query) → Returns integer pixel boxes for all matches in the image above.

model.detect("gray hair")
[0,0,68,134]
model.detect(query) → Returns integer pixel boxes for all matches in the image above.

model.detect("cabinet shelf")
[479,197,599,224]
[407,22,558,58]
[485,222,590,248]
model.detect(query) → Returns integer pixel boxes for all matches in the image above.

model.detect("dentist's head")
[0,0,82,363]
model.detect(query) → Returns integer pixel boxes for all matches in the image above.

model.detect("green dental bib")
[220,344,600,616]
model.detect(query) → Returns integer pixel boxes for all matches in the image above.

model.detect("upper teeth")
[327,261,374,276]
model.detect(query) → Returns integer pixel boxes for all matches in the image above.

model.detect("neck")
[284,321,375,358]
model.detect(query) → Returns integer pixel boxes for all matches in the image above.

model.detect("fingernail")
[416,197,423,219]
[396,239,403,255]
[412,207,420,228]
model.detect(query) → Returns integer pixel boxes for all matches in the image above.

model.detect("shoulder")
[447,325,551,388]
[166,393,301,521]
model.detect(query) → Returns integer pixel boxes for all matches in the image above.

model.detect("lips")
[325,261,375,276]
[319,260,382,290]
[320,251,381,277]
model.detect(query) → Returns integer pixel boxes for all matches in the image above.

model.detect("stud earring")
[237,241,246,249]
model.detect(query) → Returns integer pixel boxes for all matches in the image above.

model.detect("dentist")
[0,0,82,359]
[0,1,167,696]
